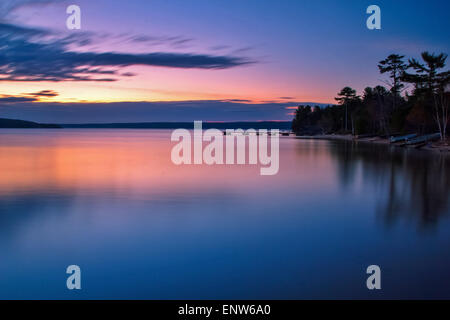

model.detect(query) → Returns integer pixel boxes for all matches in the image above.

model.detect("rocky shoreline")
[296,134,450,153]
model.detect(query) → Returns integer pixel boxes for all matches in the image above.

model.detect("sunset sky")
[1,0,449,122]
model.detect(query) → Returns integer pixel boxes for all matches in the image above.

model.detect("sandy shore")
[295,134,450,153]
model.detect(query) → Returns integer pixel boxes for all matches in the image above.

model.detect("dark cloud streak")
[0,22,254,82]
[27,90,59,97]
[0,90,58,103]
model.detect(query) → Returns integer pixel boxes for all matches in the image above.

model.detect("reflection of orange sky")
[0,131,336,196]
[1,65,334,103]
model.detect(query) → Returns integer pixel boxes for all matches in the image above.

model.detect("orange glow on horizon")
[1,65,336,105]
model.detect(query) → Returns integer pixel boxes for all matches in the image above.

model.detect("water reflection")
[327,140,450,228]
[1,130,450,299]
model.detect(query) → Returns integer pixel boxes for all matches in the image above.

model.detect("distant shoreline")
[0,118,61,129]
[0,118,291,130]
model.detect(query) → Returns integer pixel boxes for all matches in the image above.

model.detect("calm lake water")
[1,129,450,299]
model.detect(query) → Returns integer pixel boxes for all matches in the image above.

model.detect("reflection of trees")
[328,140,450,229]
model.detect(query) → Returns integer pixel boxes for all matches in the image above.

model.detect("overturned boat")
[390,133,417,143]
[405,133,441,146]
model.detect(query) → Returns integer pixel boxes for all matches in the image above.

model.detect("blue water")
[0,129,449,299]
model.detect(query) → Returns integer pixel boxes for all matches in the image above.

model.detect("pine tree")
[402,52,450,141]
[378,54,407,110]
[335,87,357,132]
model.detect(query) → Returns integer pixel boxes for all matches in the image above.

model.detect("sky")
[0,0,449,123]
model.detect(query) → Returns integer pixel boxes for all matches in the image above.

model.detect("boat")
[390,133,417,143]
[405,133,441,146]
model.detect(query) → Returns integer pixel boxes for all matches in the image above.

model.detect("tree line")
[292,52,450,141]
